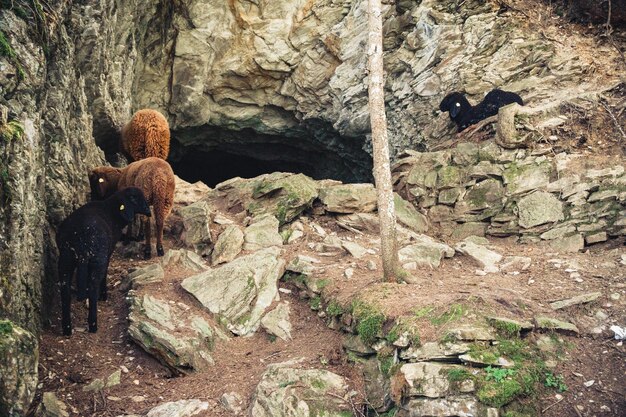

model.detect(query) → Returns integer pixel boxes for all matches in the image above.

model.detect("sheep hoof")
[143,248,152,260]
[88,324,97,333]
[157,246,164,257]
[62,327,72,336]
[99,293,108,301]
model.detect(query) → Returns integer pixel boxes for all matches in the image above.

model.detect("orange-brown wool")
[90,157,176,258]
[120,109,171,161]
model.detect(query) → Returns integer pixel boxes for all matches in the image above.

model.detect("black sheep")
[439,89,524,132]
[56,187,151,336]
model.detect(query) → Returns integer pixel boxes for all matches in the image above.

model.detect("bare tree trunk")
[367,0,401,282]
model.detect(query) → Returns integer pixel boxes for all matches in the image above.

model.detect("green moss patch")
[478,379,523,408]
[351,301,385,345]
[0,319,14,335]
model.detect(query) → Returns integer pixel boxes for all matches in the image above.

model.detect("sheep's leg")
[87,259,107,333]
[143,217,152,259]
[136,216,145,241]
[122,222,133,245]
[59,252,76,336]
[156,213,165,257]
[99,269,108,301]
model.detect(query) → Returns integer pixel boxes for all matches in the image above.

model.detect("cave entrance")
[168,122,373,187]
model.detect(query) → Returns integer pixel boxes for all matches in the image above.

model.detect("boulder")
[181,247,285,336]
[248,173,319,223]
[250,361,355,417]
[211,225,244,265]
[127,294,216,372]
[517,191,564,228]
[179,200,212,256]
[243,215,283,251]
[260,302,292,341]
[319,183,377,213]
[0,320,38,417]
[146,399,209,417]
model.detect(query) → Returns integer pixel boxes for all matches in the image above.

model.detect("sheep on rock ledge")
[57,187,151,335]
[439,89,524,132]
[90,157,176,259]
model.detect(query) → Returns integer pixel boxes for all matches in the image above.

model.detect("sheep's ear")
[450,102,461,118]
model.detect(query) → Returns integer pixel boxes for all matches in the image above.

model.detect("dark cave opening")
[167,122,373,187]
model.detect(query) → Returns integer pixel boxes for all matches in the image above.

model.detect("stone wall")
[393,140,625,248]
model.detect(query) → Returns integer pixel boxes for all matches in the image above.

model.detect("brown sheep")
[90,158,176,259]
[121,109,170,161]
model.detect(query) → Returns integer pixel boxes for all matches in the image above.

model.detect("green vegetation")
[413,306,434,319]
[282,271,306,286]
[0,30,15,58]
[447,368,474,382]
[0,319,13,335]
[485,366,516,382]
[489,318,523,337]
[278,380,296,388]
[544,372,567,392]
[309,296,321,310]
[326,301,345,317]
[310,378,326,390]
[386,319,420,347]
[351,301,385,345]
[1,120,24,143]
[378,407,398,416]
[478,379,523,408]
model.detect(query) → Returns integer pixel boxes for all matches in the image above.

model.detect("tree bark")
[367,0,401,282]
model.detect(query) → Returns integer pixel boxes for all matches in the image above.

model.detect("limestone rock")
[517,191,564,228]
[400,362,452,398]
[260,303,292,341]
[211,225,244,265]
[220,392,243,415]
[161,249,208,272]
[179,200,212,256]
[319,183,377,213]
[0,320,38,417]
[342,241,368,259]
[548,234,584,253]
[174,176,211,206]
[535,316,580,334]
[400,397,494,417]
[362,356,392,411]
[127,294,215,372]
[343,335,376,356]
[400,342,470,362]
[455,241,502,269]
[549,292,601,310]
[181,247,285,336]
[395,193,429,233]
[450,222,488,240]
[248,173,319,224]
[459,353,514,368]
[250,361,355,417]
[447,326,496,342]
[286,255,320,276]
[243,215,283,251]
[487,317,534,333]
[123,263,164,290]
[499,256,531,272]
[399,236,454,269]
[146,400,209,417]
[35,392,69,417]
[503,161,553,195]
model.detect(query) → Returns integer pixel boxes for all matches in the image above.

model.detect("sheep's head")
[89,167,122,200]
[116,187,151,222]
[439,92,470,120]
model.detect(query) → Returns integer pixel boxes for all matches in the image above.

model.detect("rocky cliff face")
[0,0,622,330]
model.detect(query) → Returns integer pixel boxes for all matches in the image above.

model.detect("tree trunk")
[367,0,401,282]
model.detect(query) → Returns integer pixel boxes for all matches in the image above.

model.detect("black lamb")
[56,187,151,336]
[439,89,524,132]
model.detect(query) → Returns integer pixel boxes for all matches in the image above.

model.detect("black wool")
[56,187,150,336]
[439,89,524,132]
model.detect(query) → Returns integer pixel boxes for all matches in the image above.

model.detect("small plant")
[544,372,567,392]
[477,379,523,408]
[0,120,24,143]
[352,301,385,345]
[413,306,434,319]
[309,296,321,310]
[326,301,344,317]
[447,368,474,382]
[485,366,516,383]
[430,304,466,325]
